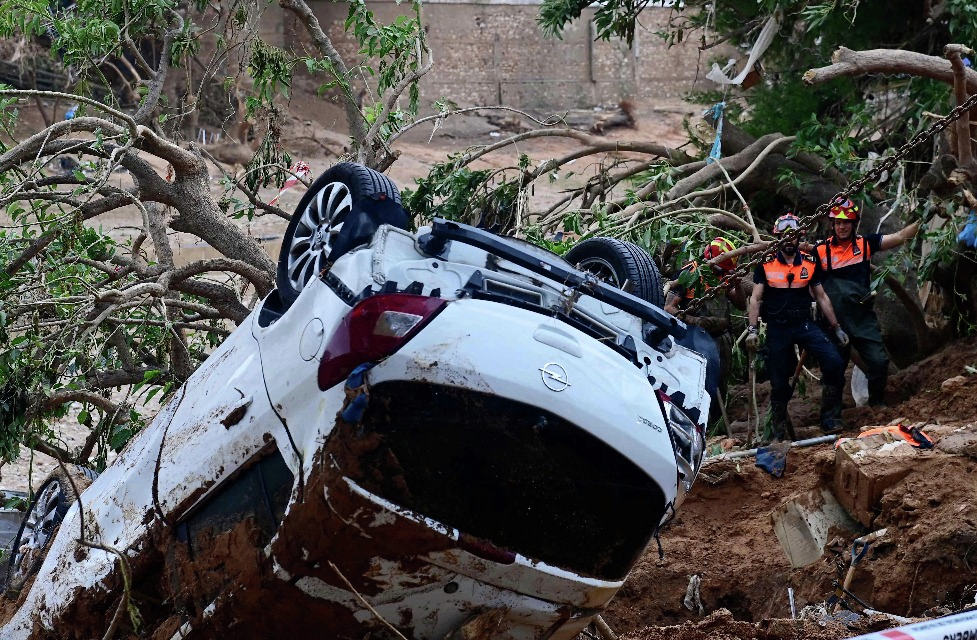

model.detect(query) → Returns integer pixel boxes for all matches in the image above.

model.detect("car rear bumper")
[368,298,679,502]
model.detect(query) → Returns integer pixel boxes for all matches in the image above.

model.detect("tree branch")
[280,0,369,153]
[804,46,977,94]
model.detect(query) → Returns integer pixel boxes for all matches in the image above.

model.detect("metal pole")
[704,434,839,463]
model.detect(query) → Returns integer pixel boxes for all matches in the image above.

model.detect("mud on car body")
[1,164,711,639]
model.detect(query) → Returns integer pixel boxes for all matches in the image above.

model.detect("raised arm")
[879,220,920,251]
[727,279,748,311]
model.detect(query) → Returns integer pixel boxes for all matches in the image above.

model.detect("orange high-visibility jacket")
[760,252,818,289]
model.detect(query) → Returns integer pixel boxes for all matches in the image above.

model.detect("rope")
[704,102,725,165]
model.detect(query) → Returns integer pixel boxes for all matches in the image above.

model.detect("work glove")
[833,325,850,347]
[745,332,759,353]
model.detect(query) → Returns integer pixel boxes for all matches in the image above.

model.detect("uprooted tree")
[4,0,977,473]
[0,0,430,470]
[406,0,977,359]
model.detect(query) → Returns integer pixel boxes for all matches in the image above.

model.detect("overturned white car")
[2,163,711,639]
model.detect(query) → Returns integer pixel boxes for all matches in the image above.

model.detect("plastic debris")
[269,161,312,206]
[958,210,977,248]
[341,363,375,423]
[703,102,725,165]
[755,440,791,477]
[683,574,704,616]
[706,11,781,85]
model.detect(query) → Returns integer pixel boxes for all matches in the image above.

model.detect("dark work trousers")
[821,277,890,385]
[767,320,845,404]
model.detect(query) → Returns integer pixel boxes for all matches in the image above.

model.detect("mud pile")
[624,608,895,640]
[602,336,977,639]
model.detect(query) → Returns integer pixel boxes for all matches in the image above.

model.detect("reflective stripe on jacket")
[814,236,872,272]
[761,253,817,289]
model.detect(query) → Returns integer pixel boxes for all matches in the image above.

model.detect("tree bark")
[804,47,977,94]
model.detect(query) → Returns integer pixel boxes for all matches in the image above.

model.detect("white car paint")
[3,222,709,639]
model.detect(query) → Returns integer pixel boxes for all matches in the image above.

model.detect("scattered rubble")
[602,336,977,639]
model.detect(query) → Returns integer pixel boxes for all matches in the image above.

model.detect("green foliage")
[249,40,293,103]
[403,154,531,230]
[344,0,427,136]
[3,495,27,511]
[539,0,676,45]
[0,179,207,463]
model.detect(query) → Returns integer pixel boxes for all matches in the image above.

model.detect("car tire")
[276,162,403,306]
[5,465,98,593]
[564,237,665,307]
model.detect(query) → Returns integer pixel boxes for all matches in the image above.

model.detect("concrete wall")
[284,1,719,111]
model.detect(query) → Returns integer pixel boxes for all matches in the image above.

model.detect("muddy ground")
[2,87,977,638]
[608,336,977,639]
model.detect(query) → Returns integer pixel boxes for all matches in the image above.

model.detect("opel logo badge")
[539,363,570,392]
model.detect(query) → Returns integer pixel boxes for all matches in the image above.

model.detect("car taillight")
[318,294,447,390]
[656,390,705,496]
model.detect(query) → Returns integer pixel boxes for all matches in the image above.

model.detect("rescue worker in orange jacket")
[665,237,747,403]
[746,214,849,438]
[813,199,919,407]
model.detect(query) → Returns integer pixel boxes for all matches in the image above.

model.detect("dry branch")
[804,46,977,93]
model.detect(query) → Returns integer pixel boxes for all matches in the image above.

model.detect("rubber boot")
[867,373,888,407]
[820,385,844,434]
[770,401,789,442]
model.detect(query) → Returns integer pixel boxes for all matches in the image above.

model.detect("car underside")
[1,164,711,640]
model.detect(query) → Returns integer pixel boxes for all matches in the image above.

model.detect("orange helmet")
[828,198,860,221]
[703,236,738,272]
[772,213,803,236]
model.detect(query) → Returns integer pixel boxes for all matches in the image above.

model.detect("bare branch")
[280,0,369,152]
[946,44,977,172]
[455,128,695,171]
[804,46,977,93]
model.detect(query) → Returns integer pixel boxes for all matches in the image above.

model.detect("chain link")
[682,90,977,316]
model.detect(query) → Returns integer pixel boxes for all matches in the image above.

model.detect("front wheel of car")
[564,237,665,307]
[276,162,404,306]
[5,465,98,593]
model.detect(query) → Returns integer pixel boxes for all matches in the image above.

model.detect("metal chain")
[683,89,977,316]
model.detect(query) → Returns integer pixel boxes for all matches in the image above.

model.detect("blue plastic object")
[341,363,375,423]
[703,102,725,164]
[341,392,370,423]
[958,210,977,248]
[755,441,790,477]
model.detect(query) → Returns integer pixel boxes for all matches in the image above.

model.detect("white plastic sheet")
[706,12,782,85]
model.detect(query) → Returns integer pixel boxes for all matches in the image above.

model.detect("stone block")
[770,488,858,568]
[832,435,916,527]
[934,426,977,458]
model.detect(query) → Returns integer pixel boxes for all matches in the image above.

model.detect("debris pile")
[602,336,977,639]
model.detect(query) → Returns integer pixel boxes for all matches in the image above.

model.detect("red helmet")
[828,198,860,221]
[772,213,803,236]
[703,236,738,272]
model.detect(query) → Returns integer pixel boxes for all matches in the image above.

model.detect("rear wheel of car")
[5,465,97,592]
[276,162,402,305]
[564,237,665,307]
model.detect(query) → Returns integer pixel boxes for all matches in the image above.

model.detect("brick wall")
[284,1,725,110]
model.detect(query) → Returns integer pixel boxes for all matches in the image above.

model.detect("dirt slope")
[604,336,977,639]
